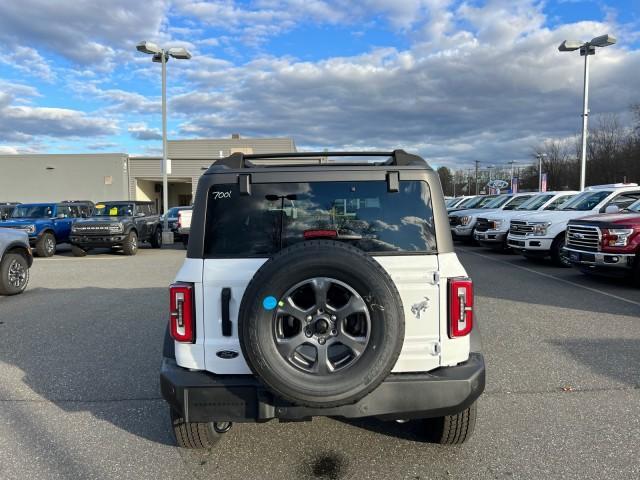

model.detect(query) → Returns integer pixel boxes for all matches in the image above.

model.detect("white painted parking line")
[458,248,640,309]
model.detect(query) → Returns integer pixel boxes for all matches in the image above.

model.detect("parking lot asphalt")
[0,244,638,480]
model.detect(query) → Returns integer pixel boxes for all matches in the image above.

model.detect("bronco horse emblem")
[411,297,430,319]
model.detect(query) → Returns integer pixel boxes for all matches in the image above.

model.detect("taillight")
[448,278,473,338]
[303,229,338,239]
[170,282,195,343]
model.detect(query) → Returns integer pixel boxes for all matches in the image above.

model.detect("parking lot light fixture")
[558,34,616,191]
[136,41,192,245]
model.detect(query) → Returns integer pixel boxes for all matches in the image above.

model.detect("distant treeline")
[439,105,640,195]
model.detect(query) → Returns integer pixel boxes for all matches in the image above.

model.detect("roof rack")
[206,149,428,172]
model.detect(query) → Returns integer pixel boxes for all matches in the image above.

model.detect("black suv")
[70,201,162,256]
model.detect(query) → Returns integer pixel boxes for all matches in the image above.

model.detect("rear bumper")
[563,246,635,270]
[160,353,485,423]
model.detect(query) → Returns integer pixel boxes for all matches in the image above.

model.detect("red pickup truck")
[564,199,640,284]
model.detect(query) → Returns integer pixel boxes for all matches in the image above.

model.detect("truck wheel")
[122,231,138,256]
[633,260,640,287]
[150,227,162,248]
[551,236,571,268]
[0,253,30,295]
[35,232,56,257]
[71,245,87,257]
[423,402,477,445]
[170,409,231,449]
[238,240,405,408]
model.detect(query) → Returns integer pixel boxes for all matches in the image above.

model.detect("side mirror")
[81,212,87,218]
[1,214,6,220]
[604,205,620,214]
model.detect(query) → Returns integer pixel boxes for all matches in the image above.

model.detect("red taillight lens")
[303,229,338,239]
[448,278,473,338]
[170,282,195,343]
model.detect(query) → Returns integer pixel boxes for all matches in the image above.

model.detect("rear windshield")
[204,181,436,257]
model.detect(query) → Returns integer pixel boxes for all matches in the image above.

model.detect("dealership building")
[0,135,296,209]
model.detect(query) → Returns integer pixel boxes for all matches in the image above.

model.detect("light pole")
[536,153,547,192]
[136,41,192,244]
[559,34,616,191]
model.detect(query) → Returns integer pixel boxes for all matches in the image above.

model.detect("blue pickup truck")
[0,202,93,257]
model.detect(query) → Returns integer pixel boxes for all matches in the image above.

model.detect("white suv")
[474,191,577,249]
[161,150,485,449]
[507,184,640,266]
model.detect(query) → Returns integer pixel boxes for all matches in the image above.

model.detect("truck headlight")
[531,222,550,236]
[25,224,36,234]
[109,223,124,234]
[604,228,634,247]
[459,216,472,226]
[489,220,503,231]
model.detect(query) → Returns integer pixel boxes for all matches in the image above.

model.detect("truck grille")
[475,218,490,232]
[566,225,600,252]
[449,216,461,227]
[509,221,533,236]
[73,225,111,234]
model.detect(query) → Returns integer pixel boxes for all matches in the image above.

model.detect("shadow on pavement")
[0,286,174,446]
[549,338,640,388]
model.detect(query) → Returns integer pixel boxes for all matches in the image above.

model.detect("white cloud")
[0,0,168,66]
[0,86,117,143]
[128,122,163,141]
[0,46,55,81]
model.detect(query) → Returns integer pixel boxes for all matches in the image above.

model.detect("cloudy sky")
[0,0,638,169]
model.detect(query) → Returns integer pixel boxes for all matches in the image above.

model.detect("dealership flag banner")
[541,173,548,192]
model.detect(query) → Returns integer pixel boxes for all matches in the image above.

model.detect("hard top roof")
[96,200,152,205]
[204,150,430,174]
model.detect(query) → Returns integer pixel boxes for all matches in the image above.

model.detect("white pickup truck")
[507,184,640,266]
[177,209,192,248]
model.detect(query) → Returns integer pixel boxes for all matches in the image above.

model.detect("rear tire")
[71,245,87,257]
[423,402,477,445]
[0,253,30,295]
[170,409,230,449]
[35,232,56,257]
[122,231,138,256]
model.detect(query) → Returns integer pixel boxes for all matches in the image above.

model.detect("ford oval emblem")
[216,350,239,359]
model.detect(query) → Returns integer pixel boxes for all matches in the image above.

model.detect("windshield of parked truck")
[11,205,54,218]
[515,194,554,210]
[503,195,534,210]
[92,203,134,216]
[560,191,611,211]
[483,195,512,209]
[460,195,495,209]
[627,199,640,213]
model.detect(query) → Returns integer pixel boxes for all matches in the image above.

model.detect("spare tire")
[238,240,405,408]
